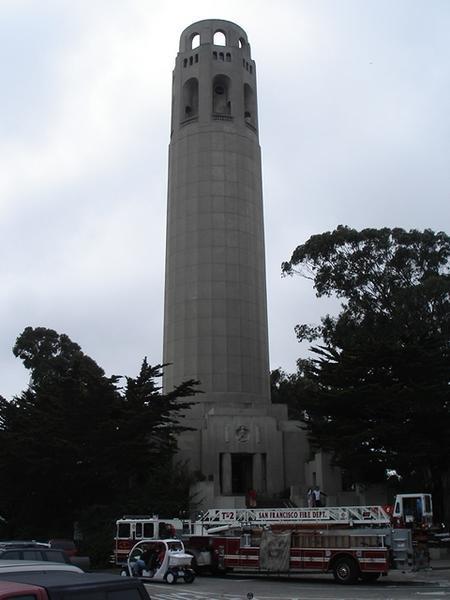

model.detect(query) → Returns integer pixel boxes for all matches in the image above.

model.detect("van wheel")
[165,571,177,584]
[333,557,359,584]
[184,570,195,583]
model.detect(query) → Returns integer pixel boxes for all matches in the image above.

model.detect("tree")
[282,226,450,517]
[0,327,199,543]
[270,368,311,421]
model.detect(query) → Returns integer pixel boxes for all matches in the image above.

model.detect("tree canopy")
[0,327,199,549]
[282,226,450,517]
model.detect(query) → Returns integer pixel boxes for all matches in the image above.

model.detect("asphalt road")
[144,572,450,599]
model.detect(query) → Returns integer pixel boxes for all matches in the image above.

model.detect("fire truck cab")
[392,493,433,528]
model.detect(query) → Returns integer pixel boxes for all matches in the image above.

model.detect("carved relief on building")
[235,425,250,442]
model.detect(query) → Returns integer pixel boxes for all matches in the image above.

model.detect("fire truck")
[113,493,432,585]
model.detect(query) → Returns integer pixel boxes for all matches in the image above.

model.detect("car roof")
[0,571,149,593]
[0,560,82,574]
[0,541,49,548]
[0,548,65,554]
[0,579,42,594]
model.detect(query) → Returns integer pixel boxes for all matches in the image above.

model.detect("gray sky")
[1,0,449,400]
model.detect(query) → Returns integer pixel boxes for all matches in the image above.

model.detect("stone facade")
[163,19,311,509]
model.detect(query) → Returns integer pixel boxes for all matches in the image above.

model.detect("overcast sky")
[1,0,449,400]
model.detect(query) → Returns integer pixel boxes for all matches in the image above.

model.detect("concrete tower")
[164,20,309,508]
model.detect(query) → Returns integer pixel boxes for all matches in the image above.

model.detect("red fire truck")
[113,493,432,584]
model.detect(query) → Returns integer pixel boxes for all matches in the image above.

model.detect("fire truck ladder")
[199,506,391,528]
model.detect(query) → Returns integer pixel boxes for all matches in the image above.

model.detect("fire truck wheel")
[184,570,195,584]
[164,570,177,584]
[333,557,359,584]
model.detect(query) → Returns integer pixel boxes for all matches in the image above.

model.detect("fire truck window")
[143,523,154,537]
[136,523,143,538]
[118,523,130,538]
[160,522,172,538]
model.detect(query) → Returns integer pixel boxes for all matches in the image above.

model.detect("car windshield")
[167,542,183,551]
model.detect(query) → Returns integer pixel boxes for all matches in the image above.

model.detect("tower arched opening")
[244,83,256,126]
[182,77,199,120]
[191,33,200,49]
[213,30,226,46]
[212,75,231,115]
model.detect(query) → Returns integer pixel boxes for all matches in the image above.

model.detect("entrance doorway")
[231,453,253,494]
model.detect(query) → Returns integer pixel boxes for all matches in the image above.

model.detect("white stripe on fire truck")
[225,555,387,564]
[359,558,387,564]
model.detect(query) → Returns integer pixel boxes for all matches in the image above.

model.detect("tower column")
[163,19,269,415]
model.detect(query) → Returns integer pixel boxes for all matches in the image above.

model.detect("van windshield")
[167,542,183,551]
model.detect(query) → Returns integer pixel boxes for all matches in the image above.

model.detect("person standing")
[313,486,327,507]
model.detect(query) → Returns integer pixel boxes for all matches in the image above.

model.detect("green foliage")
[0,327,199,556]
[270,368,311,421]
[283,227,450,517]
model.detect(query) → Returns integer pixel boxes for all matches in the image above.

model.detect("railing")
[212,113,234,121]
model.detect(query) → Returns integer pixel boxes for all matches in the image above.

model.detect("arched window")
[191,33,200,49]
[212,75,231,115]
[182,78,199,120]
[183,58,187,68]
[213,51,218,60]
[213,30,226,46]
[226,53,231,62]
[244,83,256,125]
[238,37,246,49]
[219,52,224,61]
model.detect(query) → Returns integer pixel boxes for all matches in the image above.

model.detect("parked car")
[0,541,49,549]
[0,541,90,572]
[0,559,83,575]
[0,571,151,599]
[0,547,72,565]
[0,540,91,571]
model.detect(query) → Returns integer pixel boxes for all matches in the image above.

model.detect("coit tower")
[163,20,305,506]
